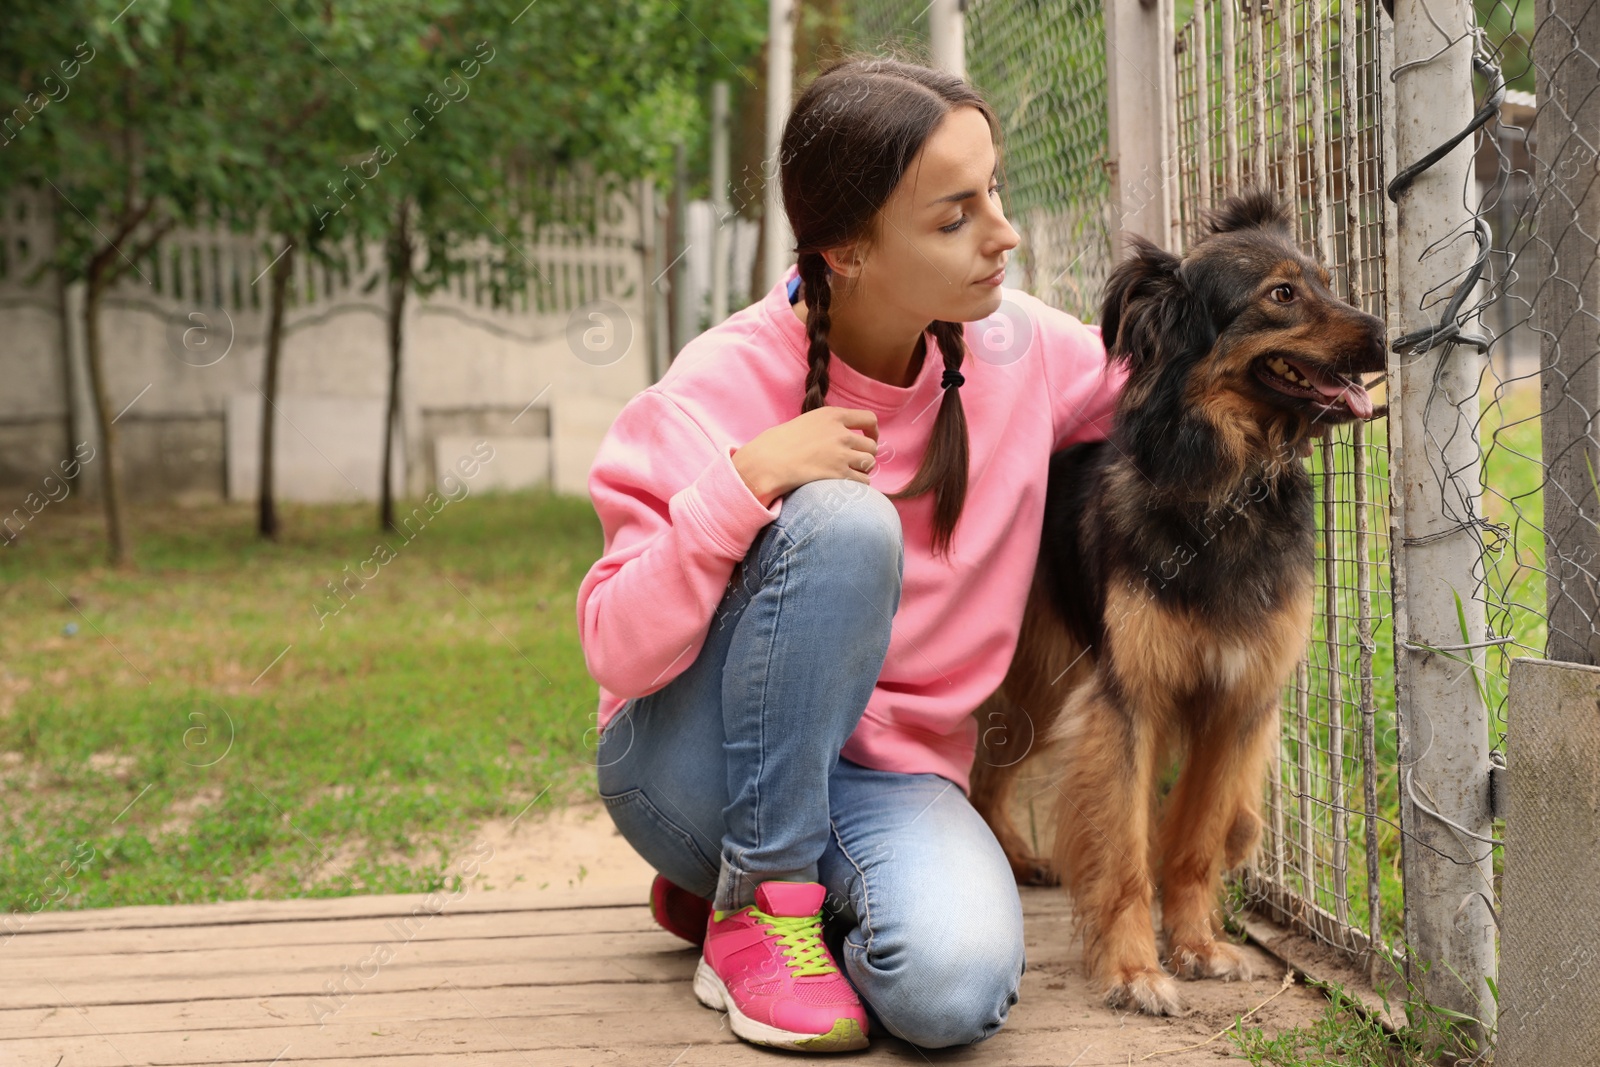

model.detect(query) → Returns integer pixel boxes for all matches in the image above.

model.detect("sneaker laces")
[748,907,838,978]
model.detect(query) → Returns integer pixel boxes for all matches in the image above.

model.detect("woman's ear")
[1099,234,1192,376]
[821,243,864,279]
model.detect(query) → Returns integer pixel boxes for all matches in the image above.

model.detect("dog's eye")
[1270,284,1295,304]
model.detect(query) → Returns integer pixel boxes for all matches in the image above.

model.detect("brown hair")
[779,54,1002,561]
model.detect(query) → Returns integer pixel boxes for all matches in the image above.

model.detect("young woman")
[576,55,1126,1053]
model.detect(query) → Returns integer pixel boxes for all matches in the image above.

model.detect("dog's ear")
[1099,233,1180,357]
[1099,234,1198,377]
[1200,187,1293,237]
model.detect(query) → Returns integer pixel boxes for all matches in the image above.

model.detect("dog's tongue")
[1288,358,1375,419]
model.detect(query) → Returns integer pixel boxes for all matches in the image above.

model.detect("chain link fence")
[844,0,1115,320]
[1434,0,1599,1047]
[1471,0,1599,745]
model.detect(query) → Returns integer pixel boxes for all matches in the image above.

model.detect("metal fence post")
[1387,0,1498,1047]
[1102,0,1173,257]
[761,0,796,292]
[929,0,966,80]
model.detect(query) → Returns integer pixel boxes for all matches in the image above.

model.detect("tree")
[1,0,769,555]
[204,3,367,540]
[1,1,243,566]
[348,0,767,533]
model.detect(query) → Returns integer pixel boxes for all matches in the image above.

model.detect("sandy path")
[463,798,658,898]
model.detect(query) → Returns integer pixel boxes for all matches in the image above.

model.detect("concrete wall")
[0,177,654,505]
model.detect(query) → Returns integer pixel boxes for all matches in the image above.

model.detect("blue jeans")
[595,478,1026,1049]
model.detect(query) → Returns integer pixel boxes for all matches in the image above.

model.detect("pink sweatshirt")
[576,264,1127,794]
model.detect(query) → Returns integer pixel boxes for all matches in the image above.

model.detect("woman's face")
[836,105,1021,325]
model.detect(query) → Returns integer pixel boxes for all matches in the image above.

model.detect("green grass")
[1227,983,1407,1065]
[0,488,604,912]
[1225,978,1485,1066]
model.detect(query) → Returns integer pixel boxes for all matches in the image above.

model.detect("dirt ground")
[465,799,661,896]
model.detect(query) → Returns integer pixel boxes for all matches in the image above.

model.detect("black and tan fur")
[970,189,1387,1016]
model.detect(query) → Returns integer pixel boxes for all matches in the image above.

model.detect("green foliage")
[1474,0,1535,94]
[0,0,768,275]
[1,1,230,281]
[0,0,767,557]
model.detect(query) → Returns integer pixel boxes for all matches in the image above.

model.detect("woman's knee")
[775,479,903,584]
[847,926,1025,1048]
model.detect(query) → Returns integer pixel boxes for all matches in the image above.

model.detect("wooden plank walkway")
[0,883,1335,1065]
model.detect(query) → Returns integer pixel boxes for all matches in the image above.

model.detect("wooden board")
[0,885,1336,1065]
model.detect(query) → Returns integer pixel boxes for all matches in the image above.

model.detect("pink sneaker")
[693,881,868,1052]
[649,873,711,947]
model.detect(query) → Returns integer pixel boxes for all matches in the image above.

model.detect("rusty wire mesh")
[845,0,1405,976]
[1173,0,1401,975]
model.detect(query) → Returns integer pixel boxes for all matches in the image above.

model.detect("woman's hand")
[732,407,880,507]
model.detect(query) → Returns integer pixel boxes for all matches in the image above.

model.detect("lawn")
[0,488,604,914]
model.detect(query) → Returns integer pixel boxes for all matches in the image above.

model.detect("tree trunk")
[83,270,130,568]
[55,261,79,493]
[380,201,411,533]
[739,33,771,303]
[258,241,295,539]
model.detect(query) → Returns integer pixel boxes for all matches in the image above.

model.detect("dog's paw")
[1167,938,1255,982]
[1104,967,1188,1016]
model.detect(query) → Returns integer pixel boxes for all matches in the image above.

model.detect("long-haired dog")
[970,189,1386,1015]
